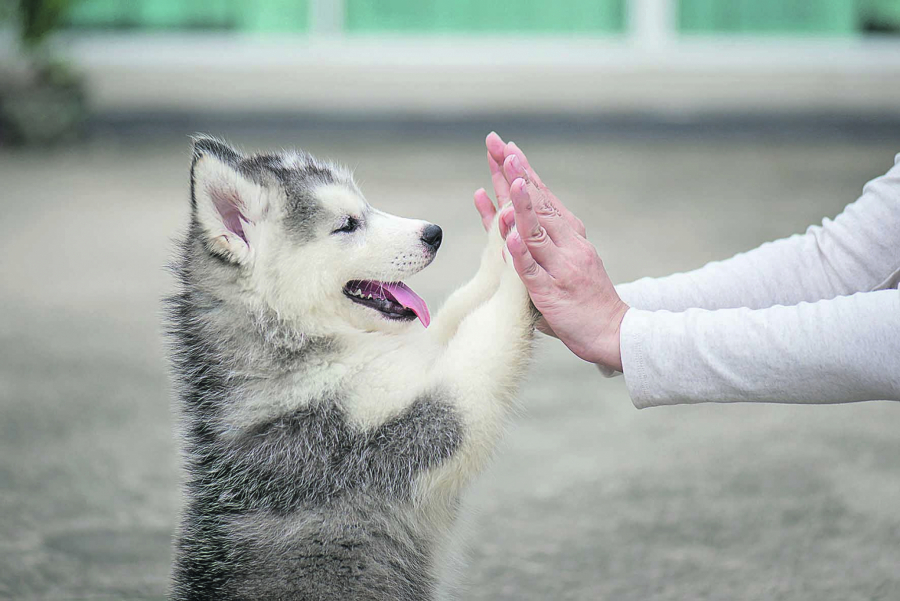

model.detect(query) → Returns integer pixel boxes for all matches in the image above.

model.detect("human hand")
[473,134,629,370]
[473,132,586,238]
[473,133,587,337]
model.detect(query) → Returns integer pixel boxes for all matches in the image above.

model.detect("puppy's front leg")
[429,213,508,344]
[426,250,538,493]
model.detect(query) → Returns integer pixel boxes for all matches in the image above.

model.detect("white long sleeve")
[609,153,900,407]
[621,290,900,408]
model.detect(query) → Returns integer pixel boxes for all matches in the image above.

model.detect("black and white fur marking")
[166,136,537,600]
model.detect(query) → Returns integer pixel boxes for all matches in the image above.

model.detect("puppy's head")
[188,136,440,334]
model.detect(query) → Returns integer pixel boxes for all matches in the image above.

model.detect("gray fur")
[190,135,352,243]
[167,137,465,600]
[223,495,441,600]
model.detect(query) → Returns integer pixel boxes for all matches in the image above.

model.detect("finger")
[509,176,565,274]
[502,155,569,243]
[503,142,586,237]
[498,205,515,239]
[473,188,496,232]
[507,230,553,291]
[487,151,510,207]
[504,141,544,187]
[535,188,586,239]
[522,180,576,245]
[486,131,507,166]
[538,190,586,239]
[503,152,527,184]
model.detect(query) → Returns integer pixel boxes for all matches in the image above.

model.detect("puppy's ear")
[190,136,269,264]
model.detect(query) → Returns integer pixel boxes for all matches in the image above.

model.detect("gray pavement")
[1,132,899,600]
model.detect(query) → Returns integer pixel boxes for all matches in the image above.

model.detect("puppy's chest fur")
[211,358,463,513]
[173,333,465,600]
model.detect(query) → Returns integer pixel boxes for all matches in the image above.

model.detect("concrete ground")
[1,129,899,600]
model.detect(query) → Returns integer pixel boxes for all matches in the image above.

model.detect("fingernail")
[510,154,523,173]
[501,208,515,229]
[513,178,527,196]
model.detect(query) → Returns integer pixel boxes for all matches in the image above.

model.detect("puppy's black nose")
[421,224,443,251]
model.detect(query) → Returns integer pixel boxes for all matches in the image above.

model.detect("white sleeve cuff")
[619,308,657,409]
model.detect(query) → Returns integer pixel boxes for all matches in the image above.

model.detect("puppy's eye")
[332,216,360,235]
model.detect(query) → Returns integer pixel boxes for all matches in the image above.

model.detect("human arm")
[622,289,900,407]
[499,170,900,407]
[475,136,900,407]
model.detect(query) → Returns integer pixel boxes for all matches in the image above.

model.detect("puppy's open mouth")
[343,280,430,328]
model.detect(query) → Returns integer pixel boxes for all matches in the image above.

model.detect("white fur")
[194,155,534,518]
[193,154,274,264]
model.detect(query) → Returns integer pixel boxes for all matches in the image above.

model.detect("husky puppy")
[166,136,537,600]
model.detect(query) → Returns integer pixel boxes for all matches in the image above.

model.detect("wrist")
[588,302,629,371]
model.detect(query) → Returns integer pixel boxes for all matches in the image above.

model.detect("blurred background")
[1,1,899,599]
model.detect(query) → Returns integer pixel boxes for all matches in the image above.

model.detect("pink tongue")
[383,282,430,328]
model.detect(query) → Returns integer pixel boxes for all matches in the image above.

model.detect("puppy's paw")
[498,245,529,296]
[487,201,510,247]
[478,202,512,276]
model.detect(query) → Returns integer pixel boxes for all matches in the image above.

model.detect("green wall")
[64,0,900,35]
[67,0,309,32]
[344,0,626,34]
[678,0,857,34]
[679,0,900,35]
